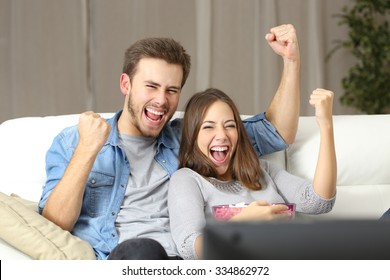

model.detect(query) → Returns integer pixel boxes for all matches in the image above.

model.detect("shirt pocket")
[85,171,115,217]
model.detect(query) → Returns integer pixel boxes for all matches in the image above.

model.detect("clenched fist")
[309,88,334,128]
[77,111,111,154]
[265,24,300,62]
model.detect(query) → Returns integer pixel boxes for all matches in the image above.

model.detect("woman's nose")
[215,127,227,141]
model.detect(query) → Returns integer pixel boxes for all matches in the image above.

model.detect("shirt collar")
[107,110,181,150]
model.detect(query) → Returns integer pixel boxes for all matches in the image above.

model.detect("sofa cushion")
[0,192,96,260]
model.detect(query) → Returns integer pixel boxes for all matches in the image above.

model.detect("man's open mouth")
[145,107,165,125]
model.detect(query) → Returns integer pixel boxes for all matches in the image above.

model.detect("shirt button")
[111,233,115,237]
[162,160,166,163]
[91,179,96,184]
[111,212,115,216]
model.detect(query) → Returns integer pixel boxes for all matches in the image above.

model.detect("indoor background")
[1,0,362,123]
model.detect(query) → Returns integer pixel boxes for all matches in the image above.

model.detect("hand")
[265,24,300,62]
[77,111,111,154]
[309,88,334,127]
[230,201,290,222]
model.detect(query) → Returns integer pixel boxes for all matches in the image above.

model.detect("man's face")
[121,58,183,138]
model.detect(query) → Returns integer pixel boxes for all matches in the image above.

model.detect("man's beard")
[127,92,170,138]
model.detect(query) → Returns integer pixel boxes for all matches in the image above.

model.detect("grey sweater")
[168,159,336,259]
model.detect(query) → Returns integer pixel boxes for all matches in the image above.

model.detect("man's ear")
[120,73,131,96]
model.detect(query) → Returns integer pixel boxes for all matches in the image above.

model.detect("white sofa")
[1,112,390,259]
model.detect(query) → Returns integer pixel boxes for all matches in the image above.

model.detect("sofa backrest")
[287,115,390,219]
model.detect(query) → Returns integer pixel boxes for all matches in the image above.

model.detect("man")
[39,24,300,260]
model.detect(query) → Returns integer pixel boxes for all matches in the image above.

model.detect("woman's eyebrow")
[202,120,215,125]
[201,119,235,125]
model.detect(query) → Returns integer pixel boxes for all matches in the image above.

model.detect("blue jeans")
[108,238,182,260]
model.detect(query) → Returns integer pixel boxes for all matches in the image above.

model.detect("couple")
[38,24,336,260]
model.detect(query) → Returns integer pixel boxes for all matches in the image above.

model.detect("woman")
[168,88,337,260]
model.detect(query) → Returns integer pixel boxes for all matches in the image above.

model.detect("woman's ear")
[120,73,131,96]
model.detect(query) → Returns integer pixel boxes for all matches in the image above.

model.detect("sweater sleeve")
[168,168,206,259]
[262,160,336,214]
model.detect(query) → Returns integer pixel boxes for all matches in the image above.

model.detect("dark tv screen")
[203,219,390,260]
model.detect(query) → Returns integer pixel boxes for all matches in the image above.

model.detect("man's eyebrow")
[145,80,160,86]
[145,80,181,91]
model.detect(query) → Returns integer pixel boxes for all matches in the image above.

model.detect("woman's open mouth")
[210,146,229,164]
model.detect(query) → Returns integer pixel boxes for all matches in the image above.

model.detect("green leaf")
[327,0,390,114]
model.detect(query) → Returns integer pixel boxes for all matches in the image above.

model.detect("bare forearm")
[266,59,300,144]
[42,147,97,231]
[313,124,337,199]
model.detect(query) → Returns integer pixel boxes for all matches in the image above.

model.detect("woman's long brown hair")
[179,88,262,190]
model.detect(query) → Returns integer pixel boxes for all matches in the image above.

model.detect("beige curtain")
[0,0,359,123]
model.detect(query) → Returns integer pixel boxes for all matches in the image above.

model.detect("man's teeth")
[146,108,164,115]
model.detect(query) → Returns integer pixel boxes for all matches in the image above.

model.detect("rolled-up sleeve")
[243,112,288,156]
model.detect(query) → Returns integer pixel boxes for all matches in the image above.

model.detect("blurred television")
[203,219,390,260]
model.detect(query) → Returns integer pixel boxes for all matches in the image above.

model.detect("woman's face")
[197,101,238,180]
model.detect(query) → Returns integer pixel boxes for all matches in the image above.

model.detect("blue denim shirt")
[38,110,287,259]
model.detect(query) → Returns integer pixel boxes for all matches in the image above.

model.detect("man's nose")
[154,90,168,105]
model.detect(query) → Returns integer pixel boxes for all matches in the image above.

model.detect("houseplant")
[328,0,390,114]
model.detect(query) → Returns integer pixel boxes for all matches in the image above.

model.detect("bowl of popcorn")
[212,202,296,221]
[212,203,247,221]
